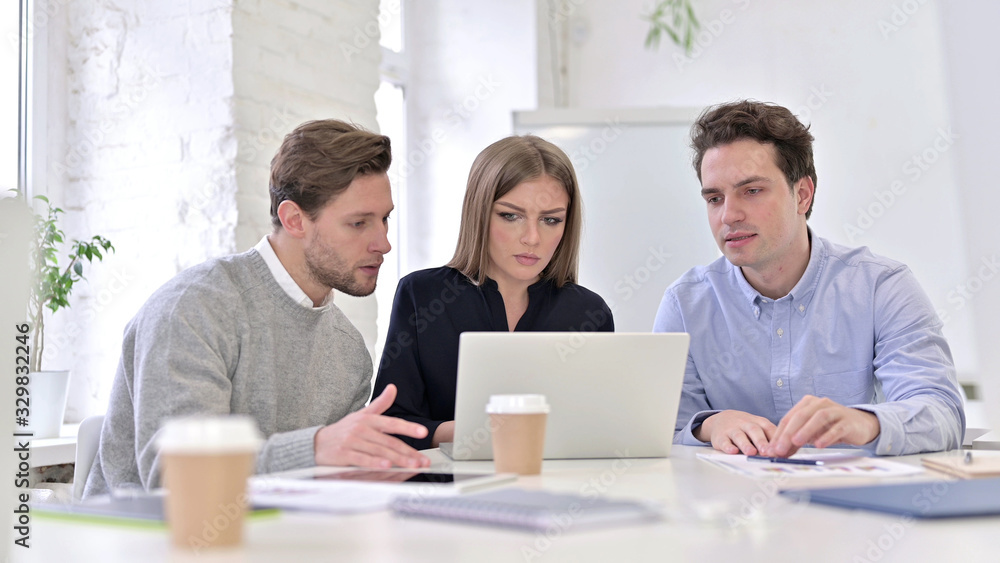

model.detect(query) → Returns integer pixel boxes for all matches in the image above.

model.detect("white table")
[17,446,1000,562]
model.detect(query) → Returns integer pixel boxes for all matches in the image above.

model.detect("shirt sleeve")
[653,289,716,447]
[851,266,965,455]
[254,359,371,473]
[591,294,615,332]
[373,277,442,450]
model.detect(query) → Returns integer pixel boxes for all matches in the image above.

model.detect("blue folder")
[780,477,1000,518]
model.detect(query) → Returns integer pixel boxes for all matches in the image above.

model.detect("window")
[374,0,408,363]
[1,2,22,194]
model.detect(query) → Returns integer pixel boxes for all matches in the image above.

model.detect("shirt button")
[798,305,805,312]
[776,379,784,387]
[777,328,784,337]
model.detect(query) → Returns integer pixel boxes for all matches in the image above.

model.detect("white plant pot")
[25,370,71,440]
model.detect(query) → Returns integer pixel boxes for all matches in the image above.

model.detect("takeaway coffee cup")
[486,394,550,475]
[157,416,263,550]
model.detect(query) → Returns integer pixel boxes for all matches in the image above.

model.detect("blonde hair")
[447,135,581,287]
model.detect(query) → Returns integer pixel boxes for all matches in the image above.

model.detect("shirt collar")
[729,228,822,316]
[731,261,762,307]
[483,275,550,294]
[253,235,334,310]
[786,228,824,315]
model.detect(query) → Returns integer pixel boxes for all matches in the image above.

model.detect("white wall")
[231,0,385,360]
[402,0,981,381]
[403,0,537,273]
[938,1,1000,421]
[232,0,384,253]
[546,0,979,380]
[48,1,239,421]
[42,0,383,421]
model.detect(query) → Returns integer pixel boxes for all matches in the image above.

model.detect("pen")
[747,455,824,466]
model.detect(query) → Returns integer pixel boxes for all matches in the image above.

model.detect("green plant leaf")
[645,27,661,49]
[642,0,700,55]
[21,190,114,370]
[664,26,681,46]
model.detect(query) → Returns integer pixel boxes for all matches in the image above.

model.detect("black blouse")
[372,266,615,449]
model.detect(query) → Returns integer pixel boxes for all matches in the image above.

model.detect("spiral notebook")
[390,488,662,532]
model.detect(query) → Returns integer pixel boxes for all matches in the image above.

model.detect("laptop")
[441,332,690,461]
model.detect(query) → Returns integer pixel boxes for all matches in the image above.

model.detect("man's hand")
[695,410,777,455]
[764,395,880,457]
[314,384,431,469]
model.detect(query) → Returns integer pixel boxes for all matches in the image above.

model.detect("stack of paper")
[697,452,924,478]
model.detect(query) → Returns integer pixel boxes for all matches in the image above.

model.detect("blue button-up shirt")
[654,233,965,455]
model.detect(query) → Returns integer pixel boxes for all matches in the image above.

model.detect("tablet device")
[309,469,508,487]
[259,466,516,494]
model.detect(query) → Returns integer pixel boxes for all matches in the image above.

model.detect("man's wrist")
[857,409,881,445]
[693,414,714,442]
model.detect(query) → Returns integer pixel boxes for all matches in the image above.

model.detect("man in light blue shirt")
[654,100,964,457]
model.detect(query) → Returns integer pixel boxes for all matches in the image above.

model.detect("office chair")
[72,414,105,501]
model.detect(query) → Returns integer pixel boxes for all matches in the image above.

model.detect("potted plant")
[23,192,114,438]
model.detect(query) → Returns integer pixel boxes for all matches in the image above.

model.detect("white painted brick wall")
[232,0,382,252]
[232,0,383,359]
[46,0,382,422]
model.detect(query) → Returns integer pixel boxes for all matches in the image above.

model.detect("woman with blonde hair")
[372,135,613,449]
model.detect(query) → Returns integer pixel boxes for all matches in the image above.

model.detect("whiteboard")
[514,108,720,332]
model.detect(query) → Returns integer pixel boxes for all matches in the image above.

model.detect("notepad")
[390,488,662,532]
[921,451,1000,478]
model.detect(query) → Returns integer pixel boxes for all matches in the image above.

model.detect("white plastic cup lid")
[486,394,550,414]
[157,415,263,455]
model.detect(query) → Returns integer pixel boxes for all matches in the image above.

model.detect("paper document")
[250,478,401,514]
[249,467,516,514]
[697,452,924,478]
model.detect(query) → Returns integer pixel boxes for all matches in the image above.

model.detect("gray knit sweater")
[84,249,372,498]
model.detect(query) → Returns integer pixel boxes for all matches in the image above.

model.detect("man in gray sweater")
[85,120,430,498]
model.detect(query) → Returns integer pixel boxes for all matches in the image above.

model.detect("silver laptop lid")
[450,332,689,461]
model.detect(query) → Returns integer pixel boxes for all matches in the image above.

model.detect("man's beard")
[304,236,377,298]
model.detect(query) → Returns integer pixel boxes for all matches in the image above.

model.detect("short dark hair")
[269,120,391,229]
[691,100,817,219]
